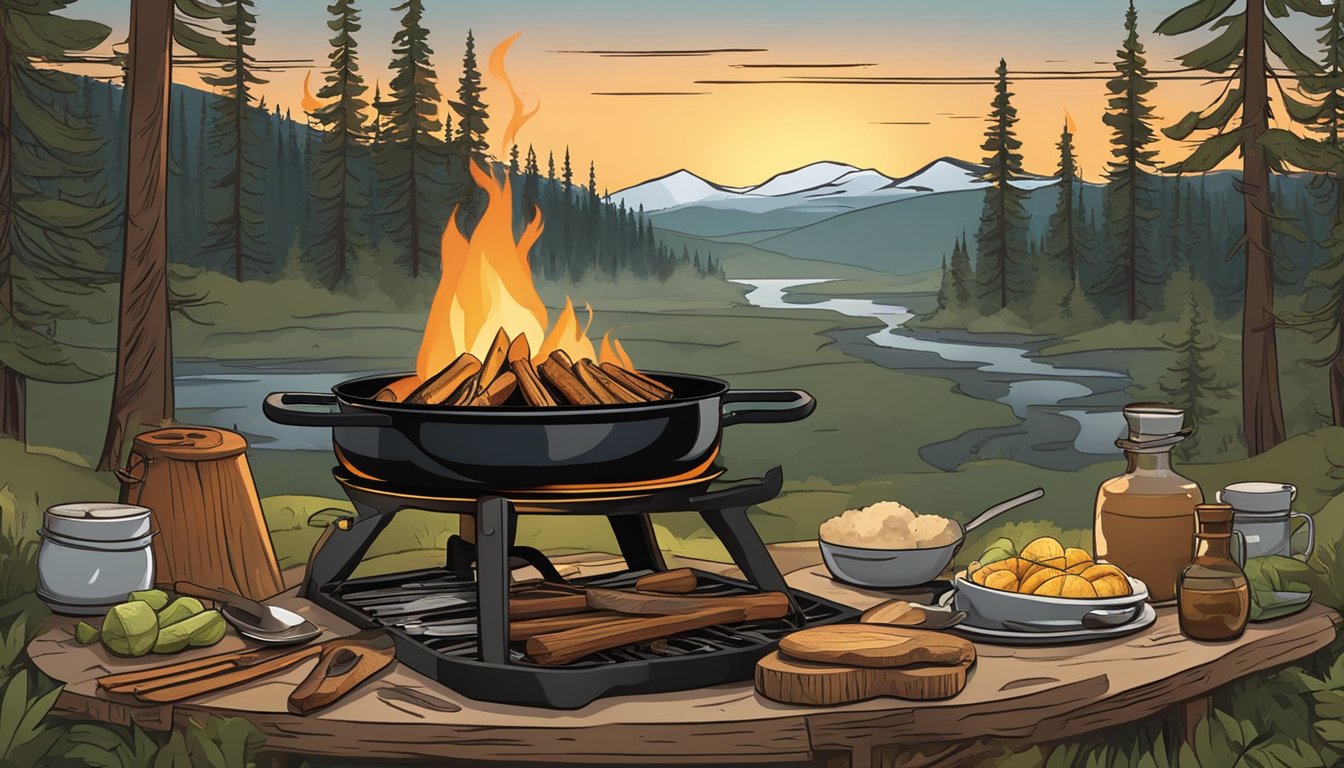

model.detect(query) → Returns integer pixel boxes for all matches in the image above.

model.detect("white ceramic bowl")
[819,538,958,588]
[953,571,1149,630]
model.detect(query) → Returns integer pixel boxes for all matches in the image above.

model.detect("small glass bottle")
[1094,404,1203,603]
[1177,503,1250,642]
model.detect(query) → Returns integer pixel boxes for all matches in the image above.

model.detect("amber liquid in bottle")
[1094,445,1202,603]
[1178,504,1249,641]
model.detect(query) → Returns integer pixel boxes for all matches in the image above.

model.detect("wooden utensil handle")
[633,569,698,594]
[136,645,324,703]
[98,645,284,689]
[527,606,743,666]
[287,636,396,715]
[174,580,268,619]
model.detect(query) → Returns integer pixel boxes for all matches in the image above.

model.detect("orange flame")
[414,34,633,382]
[489,31,540,149]
[302,71,323,114]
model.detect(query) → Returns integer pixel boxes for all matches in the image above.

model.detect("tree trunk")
[1330,348,1344,428]
[1240,0,1287,455]
[0,26,25,443]
[99,0,176,471]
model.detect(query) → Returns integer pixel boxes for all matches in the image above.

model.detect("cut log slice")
[777,625,975,669]
[860,600,928,627]
[755,651,971,706]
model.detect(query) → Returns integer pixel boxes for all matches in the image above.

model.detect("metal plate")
[950,604,1157,645]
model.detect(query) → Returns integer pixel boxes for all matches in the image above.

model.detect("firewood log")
[469,371,518,406]
[448,373,480,406]
[538,351,600,405]
[406,354,482,405]
[506,336,557,407]
[574,359,643,404]
[600,362,673,401]
[478,329,511,388]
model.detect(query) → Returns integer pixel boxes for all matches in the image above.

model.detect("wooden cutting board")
[755,651,972,705]
[777,625,975,669]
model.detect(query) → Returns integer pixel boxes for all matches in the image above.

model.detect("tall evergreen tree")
[0,0,114,442]
[376,0,444,277]
[973,59,1029,312]
[1157,0,1329,455]
[949,232,973,306]
[547,151,555,181]
[1158,269,1231,458]
[309,0,369,288]
[562,146,573,194]
[1044,117,1082,284]
[1097,1,1160,322]
[449,29,489,217]
[200,0,268,281]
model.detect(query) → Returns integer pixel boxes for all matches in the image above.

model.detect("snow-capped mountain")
[610,157,1056,213]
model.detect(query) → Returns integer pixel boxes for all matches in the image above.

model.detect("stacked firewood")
[378,329,673,407]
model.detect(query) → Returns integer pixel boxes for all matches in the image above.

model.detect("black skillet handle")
[721,389,816,427]
[263,392,394,428]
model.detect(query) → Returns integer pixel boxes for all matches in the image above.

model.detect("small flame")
[599,332,634,369]
[302,71,323,114]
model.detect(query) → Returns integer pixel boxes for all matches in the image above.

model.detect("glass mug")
[1216,482,1315,561]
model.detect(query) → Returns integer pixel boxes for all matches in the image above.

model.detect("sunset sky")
[70,1,1321,189]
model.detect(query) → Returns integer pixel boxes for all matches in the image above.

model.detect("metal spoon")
[1002,607,1139,633]
[175,581,321,645]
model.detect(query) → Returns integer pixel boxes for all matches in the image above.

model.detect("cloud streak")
[870,120,931,125]
[730,62,875,69]
[591,91,709,96]
[554,48,766,58]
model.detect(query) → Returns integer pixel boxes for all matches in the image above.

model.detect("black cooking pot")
[263,372,814,491]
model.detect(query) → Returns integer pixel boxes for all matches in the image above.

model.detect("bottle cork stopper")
[1122,402,1186,440]
[1195,503,1234,524]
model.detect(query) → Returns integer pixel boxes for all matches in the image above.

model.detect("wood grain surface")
[756,651,972,705]
[777,625,975,669]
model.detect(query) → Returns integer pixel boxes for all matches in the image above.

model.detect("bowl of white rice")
[818,500,964,588]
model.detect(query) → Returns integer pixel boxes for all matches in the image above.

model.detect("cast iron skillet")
[263,371,814,491]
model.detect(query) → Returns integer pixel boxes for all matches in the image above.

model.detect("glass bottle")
[1094,403,1203,603]
[1177,503,1250,641]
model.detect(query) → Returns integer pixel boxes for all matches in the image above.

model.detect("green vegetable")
[101,601,159,657]
[154,609,226,653]
[157,596,205,628]
[73,621,99,645]
[979,536,1018,566]
[128,589,171,611]
[1243,555,1314,622]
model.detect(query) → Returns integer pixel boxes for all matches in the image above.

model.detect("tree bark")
[1329,349,1344,428]
[0,25,25,443]
[1240,0,1287,456]
[98,0,176,471]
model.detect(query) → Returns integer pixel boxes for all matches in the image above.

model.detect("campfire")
[371,34,666,409]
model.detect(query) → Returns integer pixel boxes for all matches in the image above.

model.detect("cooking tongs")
[97,629,396,714]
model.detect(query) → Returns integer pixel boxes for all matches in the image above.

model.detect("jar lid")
[1218,482,1295,513]
[47,502,150,520]
[1123,403,1185,440]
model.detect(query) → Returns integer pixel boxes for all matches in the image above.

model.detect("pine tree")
[562,147,573,194]
[588,161,598,197]
[522,144,540,219]
[449,29,489,218]
[949,232,973,306]
[547,151,555,181]
[1158,268,1231,458]
[1044,117,1082,285]
[308,0,369,288]
[0,0,115,441]
[201,0,269,281]
[974,59,1029,312]
[1157,0,1330,454]
[376,0,445,278]
[1097,1,1160,322]
[508,144,520,175]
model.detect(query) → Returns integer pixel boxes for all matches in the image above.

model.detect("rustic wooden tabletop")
[26,543,1341,768]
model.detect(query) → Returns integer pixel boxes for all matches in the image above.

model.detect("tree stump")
[120,427,283,599]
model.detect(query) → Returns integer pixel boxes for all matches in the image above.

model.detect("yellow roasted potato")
[967,536,1133,599]
[1020,537,1065,564]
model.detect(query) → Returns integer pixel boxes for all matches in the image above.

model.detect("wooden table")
[27,544,1340,767]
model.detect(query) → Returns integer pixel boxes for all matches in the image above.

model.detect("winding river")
[732,279,1132,471]
[176,278,1133,470]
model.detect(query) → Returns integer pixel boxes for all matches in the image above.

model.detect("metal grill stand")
[301,466,855,708]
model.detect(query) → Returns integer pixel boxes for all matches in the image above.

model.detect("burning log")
[406,354,481,405]
[469,371,518,406]
[507,336,558,407]
[478,329,511,387]
[574,359,642,404]
[538,351,600,405]
[601,362,673,401]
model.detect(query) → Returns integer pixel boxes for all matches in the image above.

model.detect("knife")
[287,631,396,715]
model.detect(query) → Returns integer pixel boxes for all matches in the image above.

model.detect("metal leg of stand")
[701,506,800,613]
[301,500,395,600]
[609,513,666,572]
[475,496,512,665]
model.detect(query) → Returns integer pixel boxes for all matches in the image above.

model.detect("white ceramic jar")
[36,502,155,615]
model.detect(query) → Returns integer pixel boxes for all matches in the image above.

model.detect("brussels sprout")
[979,536,1018,566]
[157,597,205,628]
[74,621,99,645]
[128,589,171,612]
[101,602,158,657]
[154,609,227,653]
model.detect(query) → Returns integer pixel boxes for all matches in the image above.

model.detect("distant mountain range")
[611,158,1057,214]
